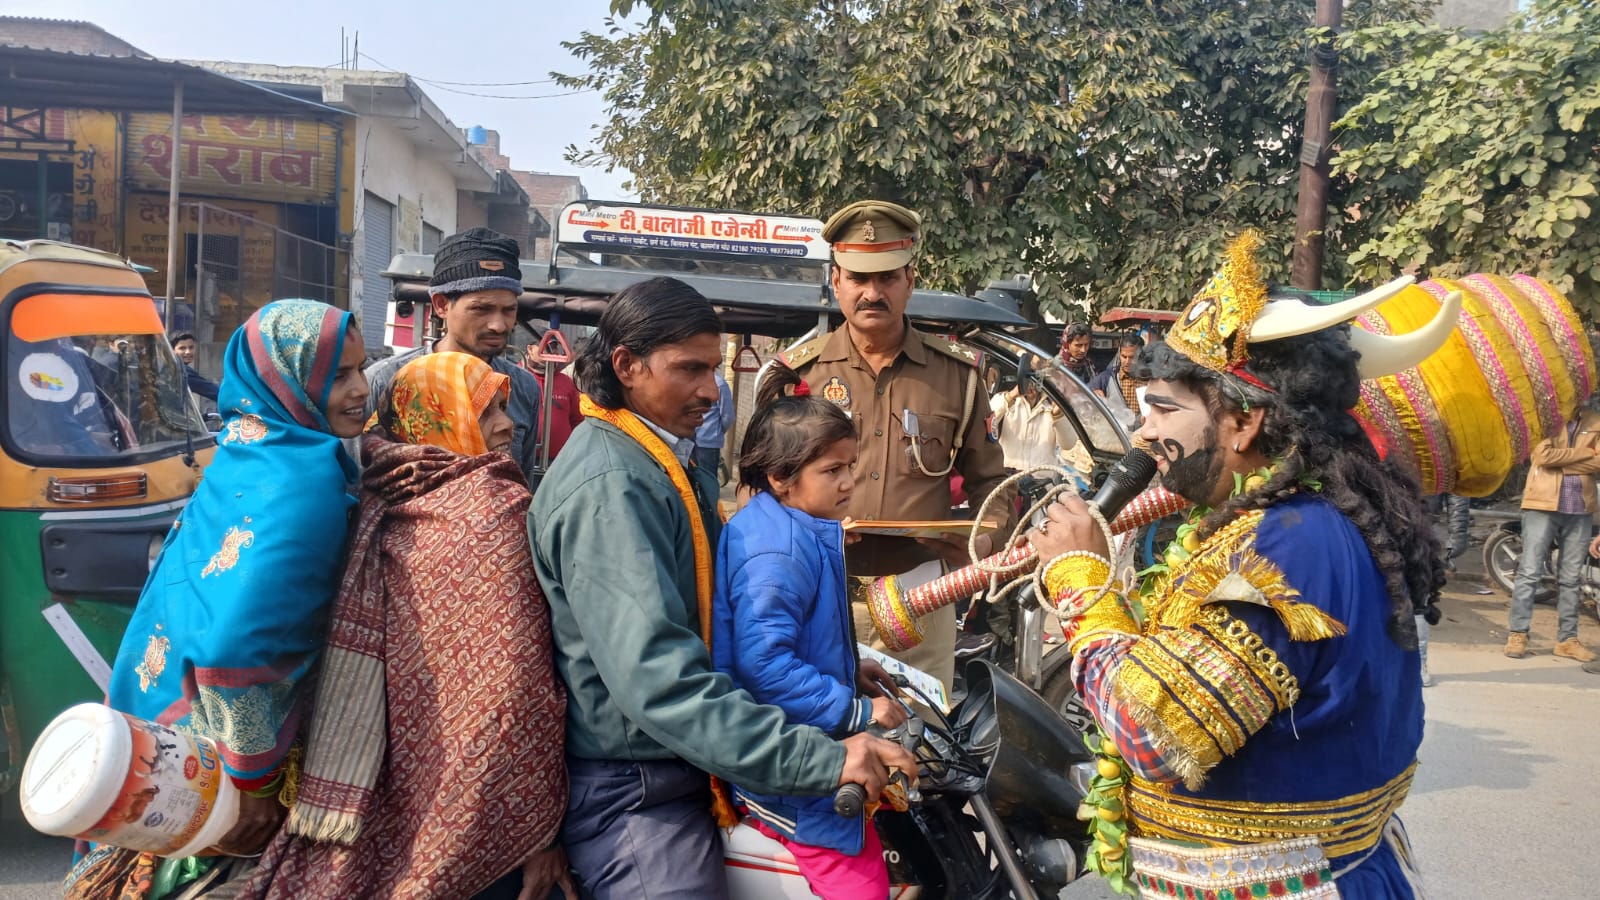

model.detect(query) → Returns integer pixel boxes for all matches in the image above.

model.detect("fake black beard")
[1158,428,1223,505]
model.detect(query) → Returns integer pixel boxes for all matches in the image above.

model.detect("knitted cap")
[429,227,524,297]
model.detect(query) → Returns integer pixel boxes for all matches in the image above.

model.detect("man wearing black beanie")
[363,227,543,476]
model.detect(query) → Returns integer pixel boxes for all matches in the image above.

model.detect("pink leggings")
[752,820,890,900]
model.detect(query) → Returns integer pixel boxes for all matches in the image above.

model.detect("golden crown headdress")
[1165,230,1271,375]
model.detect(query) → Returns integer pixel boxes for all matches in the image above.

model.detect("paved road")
[6,585,1597,899]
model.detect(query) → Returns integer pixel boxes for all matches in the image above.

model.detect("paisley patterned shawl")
[243,374,563,898]
[369,351,509,457]
[108,299,359,785]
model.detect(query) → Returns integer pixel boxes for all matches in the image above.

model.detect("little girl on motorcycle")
[711,364,906,900]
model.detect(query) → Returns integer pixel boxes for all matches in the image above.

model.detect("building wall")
[352,117,463,348]
[456,191,489,230]
[488,201,531,251]
[516,172,587,262]
[1435,0,1518,30]
[0,108,119,249]
[355,118,459,241]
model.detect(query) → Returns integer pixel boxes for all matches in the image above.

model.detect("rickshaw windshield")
[961,330,1132,465]
[5,292,208,466]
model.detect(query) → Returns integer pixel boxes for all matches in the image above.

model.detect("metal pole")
[969,793,1042,900]
[1291,0,1342,290]
[163,80,184,335]
[195,204,205,340]
[35,151,48,240]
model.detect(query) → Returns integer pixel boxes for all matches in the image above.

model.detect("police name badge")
[821,375,851,408]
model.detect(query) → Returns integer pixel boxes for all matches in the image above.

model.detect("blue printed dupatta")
[108,300,359,787]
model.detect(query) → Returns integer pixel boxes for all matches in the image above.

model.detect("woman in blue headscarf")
[65,299,370,899]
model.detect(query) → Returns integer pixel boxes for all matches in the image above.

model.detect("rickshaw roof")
[385,200,1031,337]
[382,255,1031,338]
[0,240,149,294]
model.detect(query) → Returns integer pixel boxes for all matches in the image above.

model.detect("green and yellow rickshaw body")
[0,240,214,803]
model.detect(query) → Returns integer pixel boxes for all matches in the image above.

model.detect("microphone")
[1093,448,1160,515]
[866,451,1178,651]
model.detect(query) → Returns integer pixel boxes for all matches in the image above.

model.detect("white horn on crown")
[1249,275,1415,343]
[1348,289,1463,380]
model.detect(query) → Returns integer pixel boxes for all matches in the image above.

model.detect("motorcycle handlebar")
[833,782,867,818]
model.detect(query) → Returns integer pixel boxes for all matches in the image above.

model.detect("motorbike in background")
[1482,519,1600,615]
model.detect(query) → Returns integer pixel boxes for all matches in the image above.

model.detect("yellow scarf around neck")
[579,395,736,826]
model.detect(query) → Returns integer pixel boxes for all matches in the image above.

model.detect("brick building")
[466,128,587,262]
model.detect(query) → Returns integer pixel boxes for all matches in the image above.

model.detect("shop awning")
[0,46,343,118]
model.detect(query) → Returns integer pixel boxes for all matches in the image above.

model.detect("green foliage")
[559,0,1432,317]
[1335,0,1600,317]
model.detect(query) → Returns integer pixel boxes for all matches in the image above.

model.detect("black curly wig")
[1134,312,1445,648]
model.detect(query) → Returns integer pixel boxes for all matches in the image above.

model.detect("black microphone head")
[1111,448,1158,487]
[1091,449,1159,519]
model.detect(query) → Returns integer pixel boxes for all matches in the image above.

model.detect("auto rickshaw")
[382,200,1133,712]
[0,240,214,807]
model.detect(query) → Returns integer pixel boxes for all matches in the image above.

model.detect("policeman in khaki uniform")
[779,200,1012,692]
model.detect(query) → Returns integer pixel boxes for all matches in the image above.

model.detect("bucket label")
[83,714,223,855]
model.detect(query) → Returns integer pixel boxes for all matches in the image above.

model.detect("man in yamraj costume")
[1030,232,1456,899]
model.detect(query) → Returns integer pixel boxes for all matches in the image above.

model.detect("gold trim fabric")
[1127,763,1418,861]
[1068,592,1140,655]
[1150,511,1346,642]
[1113,606,1298,789]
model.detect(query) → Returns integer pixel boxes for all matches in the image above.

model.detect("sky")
[9,0,639,199]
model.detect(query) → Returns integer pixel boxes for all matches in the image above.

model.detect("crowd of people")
[71,206,1520,900]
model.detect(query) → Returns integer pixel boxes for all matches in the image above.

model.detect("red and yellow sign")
[126,114,338,206]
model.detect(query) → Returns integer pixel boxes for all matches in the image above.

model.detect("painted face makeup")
[1139,379,1226,505]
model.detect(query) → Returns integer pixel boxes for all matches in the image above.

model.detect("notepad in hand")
[843,518,999,538]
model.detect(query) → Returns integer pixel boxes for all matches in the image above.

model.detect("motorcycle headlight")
[1068,761,1097,797]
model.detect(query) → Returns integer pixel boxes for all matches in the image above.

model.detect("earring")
[1233,441,1240,453]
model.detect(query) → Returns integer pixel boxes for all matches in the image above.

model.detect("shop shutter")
[360,192,394,349]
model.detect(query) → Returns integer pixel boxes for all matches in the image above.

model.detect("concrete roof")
[0,16,148,57]
[184,61,500,194]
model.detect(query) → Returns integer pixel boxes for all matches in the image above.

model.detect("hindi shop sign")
[126,114,339,206]
[556,203,829,262]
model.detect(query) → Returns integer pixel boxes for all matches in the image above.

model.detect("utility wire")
[416,76,562,87]
[355,52,593,100]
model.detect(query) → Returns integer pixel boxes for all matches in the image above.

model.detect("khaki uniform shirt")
[783,322,1012,576]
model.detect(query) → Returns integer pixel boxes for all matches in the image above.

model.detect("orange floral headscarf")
[374,351,510,456]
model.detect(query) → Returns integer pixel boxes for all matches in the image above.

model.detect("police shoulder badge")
[820,375,851,408]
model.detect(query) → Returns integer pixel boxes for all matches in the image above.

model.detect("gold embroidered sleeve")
[1042,553,1112,598]
[1112,606,1301,790]
[1067,590,1139,655]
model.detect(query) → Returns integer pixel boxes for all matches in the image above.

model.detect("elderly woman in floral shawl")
[241,351,570,900]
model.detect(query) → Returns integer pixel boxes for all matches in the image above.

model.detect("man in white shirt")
[990,376,1075,471]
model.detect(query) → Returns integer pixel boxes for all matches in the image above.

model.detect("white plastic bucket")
[21,703,240,858]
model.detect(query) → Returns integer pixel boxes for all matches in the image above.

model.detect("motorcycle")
[723,662,1096,899]
[1482,518,1600,611]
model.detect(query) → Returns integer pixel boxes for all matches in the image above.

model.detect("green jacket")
[530,418,846,796]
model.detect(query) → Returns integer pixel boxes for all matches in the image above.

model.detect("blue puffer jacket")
[712,490,873,854]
